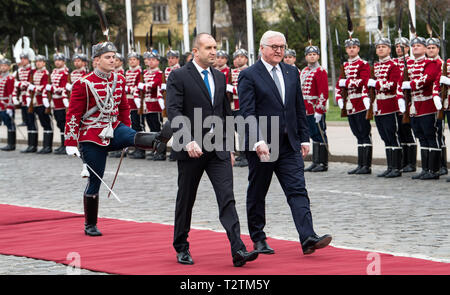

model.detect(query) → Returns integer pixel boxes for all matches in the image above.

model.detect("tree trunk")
[326,9,337,105]
[224,0,247,49]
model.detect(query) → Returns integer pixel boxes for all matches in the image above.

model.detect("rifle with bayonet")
[401,8,415,124]
[439,21,448,118]
[27,28,38,114]
[366,6,382,120]
[336,29,348,117]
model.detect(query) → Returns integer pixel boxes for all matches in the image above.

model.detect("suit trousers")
[80,123,136,196]
[173,151,245,255]
[246,134,315,244]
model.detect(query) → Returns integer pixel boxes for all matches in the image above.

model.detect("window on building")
[177,4,182,23]
[153,4,169,23]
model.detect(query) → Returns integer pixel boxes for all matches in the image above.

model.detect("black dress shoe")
[84,224,102,236]
[301,234,332,255]
[254,240,275,254]
[177,250,194,265]
[232,249,259,267]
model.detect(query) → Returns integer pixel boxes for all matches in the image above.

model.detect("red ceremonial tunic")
[135,68,163,113]
[70,68,87,84]
[0,72,15,111]
[47,67,69,110]
[230,65,248,111]
[164,64,180,81]
[393,55,412,102]
[335,56,370,115]
[30,68,49,106]
[64,70,131,147]
[125,66,142,110]
[216,65,230,84]
[445,58,450,110]
[14,64,33,105]
[406,55,441,117]
[371,57,401,116]
[300,63,329,115]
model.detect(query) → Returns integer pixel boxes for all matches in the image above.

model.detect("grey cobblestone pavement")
[0,146,449,274]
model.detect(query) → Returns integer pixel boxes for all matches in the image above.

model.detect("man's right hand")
[256,142,270,162]
[186,141,203,158]
[66,146,80,157]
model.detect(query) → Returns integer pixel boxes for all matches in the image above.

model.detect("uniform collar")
[348,55,361,63]
[378,56,391,63]
[307,61,320,70]
[94,68,112,80]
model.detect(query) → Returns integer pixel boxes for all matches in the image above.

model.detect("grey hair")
[259,31,286,47]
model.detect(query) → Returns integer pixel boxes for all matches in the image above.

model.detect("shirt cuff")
[253,140,266,151]
[301,142,310,146]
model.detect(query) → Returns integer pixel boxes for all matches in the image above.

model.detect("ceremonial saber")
[107,148,127,200]
[316,121,331,156]
[76,154,122,203]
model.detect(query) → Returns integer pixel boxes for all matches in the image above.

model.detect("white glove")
[45,84,52,92]
[314,112,322,123]
[433,96,442,110]
[137,82,145,90]
[6,109,13,117]
[226,84,235,93]
[338,99,344,110]
[125,85,129,93]
[363,97,370,110]
[14,81,20,88]
[401,81,411,90]
[66,146,80,157]
[134,98,141,109]
[65,83,72,92]
[398,98,406,113]
[28,84,36,92]
[367,79,377,88]
[158,98,165,110]
[161,83,167,91]
[12,96,19,105]
[63,98,69,108]
[43,98,50,108]
[339,79,347,87]
[440,76,450,86]
[26,97,31,107]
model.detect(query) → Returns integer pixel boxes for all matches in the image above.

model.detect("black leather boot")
[235,153,248,167]
[355,145,372,174]
[128,148,146,159]
[53,135,66,154]
[348,145,364,174]
[312,143,328,172]
[385,148,402,178]
[305,142,319,172]
[377,148,392,177]
[412,148,429,179]
[83,194,102,236]
[21,131,38,153]
[403,144,417,173]
[439,146,447,175]
[1,130,16,151]
[37,131,53,154]
[421,149,441,180]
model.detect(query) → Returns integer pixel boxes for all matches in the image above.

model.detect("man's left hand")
[231,152,235,167]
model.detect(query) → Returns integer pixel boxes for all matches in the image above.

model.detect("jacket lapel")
[256,60,284,106]
[187,61,213,106]
[279,62,290,106]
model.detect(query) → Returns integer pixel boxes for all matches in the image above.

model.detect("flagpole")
[182,0,190,53]
[125,0,133,53]
[246,0,255,65]
[319,0,328,72]
[408,0,416,39]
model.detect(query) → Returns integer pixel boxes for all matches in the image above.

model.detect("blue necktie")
[202,69,212,100]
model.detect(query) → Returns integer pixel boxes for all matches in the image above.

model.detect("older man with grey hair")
[238,30,332,256]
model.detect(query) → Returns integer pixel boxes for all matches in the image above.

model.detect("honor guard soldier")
[69,53,88,84]
[124,51,145,159]
[114,53,125,76]
[394,36,417,173]
[336,37,372,174]
[367,37,402,178]
[14,53,37,152]
[227,48,249,167]
[426,37,447,176]
[0,58,16,151]
[283,48,299,72]
[299,46,329,172]
[439,59,450,181]
[45,53,69,154]
[161,49,180,161]
[64,41,170,236]
[215,50,230,83]
[137,51,165,161]
[401,36,442,180]
[28,55,53,154]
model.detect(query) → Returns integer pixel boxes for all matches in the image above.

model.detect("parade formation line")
[0,204,449,275]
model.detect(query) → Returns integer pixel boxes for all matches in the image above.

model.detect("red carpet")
[0,204,449,275]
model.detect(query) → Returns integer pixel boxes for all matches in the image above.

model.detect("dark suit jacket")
[237,60,310,152]
[166,61,232,161]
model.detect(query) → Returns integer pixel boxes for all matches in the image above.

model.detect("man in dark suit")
[166,33,258,267]
[238,30,332,255]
